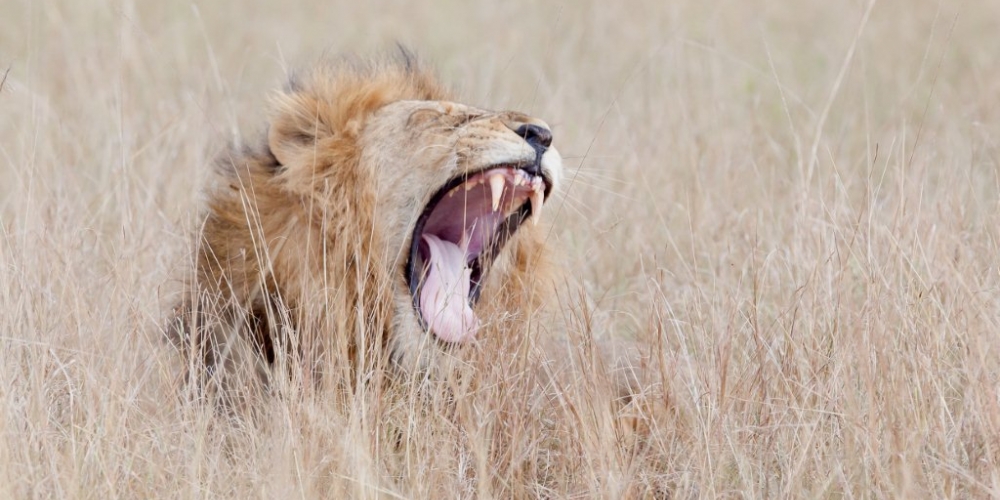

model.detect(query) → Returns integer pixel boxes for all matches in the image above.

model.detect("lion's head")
[170,54,563,382]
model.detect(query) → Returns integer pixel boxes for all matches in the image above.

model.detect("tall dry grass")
[3,0,1000,497]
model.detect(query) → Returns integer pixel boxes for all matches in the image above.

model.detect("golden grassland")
[2,0,1000,497]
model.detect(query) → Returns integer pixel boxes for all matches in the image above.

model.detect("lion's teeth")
[489,173,505,211]
[529,188,544,226]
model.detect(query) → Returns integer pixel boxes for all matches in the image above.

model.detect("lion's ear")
[267,93,331,166]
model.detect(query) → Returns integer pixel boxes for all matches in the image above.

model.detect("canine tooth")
[529,189,544,226]
[489,173,505,211]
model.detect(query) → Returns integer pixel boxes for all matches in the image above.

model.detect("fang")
[489,173,505,211]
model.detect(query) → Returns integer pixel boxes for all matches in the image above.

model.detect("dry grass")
[3,0,1000,497]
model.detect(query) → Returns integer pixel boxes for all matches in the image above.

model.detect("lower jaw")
[405,169,542,344]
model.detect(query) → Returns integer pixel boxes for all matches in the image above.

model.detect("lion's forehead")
[366,98,560,195]
[401,99,481,116]
[436,100,477,115]
[386,99,548,131]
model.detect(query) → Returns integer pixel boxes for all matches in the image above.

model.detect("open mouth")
[405,164,551,343]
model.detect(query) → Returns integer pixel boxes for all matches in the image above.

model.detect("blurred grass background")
[2,0,1000,497]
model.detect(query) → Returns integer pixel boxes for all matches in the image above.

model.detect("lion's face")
[359,100,562,349]
[174,59,563,380]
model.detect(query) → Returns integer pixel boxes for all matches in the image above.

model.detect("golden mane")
[169,54,562,395]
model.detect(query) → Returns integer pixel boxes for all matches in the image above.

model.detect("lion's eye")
[450,114,482,130]
[406,109,446,128]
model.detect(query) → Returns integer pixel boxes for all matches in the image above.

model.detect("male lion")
[169,54,641,400]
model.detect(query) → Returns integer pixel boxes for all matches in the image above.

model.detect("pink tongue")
[420,234,480,342]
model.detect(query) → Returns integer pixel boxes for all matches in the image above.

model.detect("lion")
[168,53,645,402]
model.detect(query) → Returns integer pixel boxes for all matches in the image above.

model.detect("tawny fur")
[168,55,564,394]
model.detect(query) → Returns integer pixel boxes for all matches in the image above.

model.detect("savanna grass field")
[3,0,1000,497]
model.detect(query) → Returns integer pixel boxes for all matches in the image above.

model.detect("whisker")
[564,179,633,199]
[571,170,629,185]
[558,154,623,160]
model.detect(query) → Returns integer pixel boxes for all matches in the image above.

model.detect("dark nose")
[515,124,553,151]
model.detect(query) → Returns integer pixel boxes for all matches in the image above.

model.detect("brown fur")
[168,55,563,395]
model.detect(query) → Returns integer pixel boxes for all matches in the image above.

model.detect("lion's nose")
[515,123,553,151]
